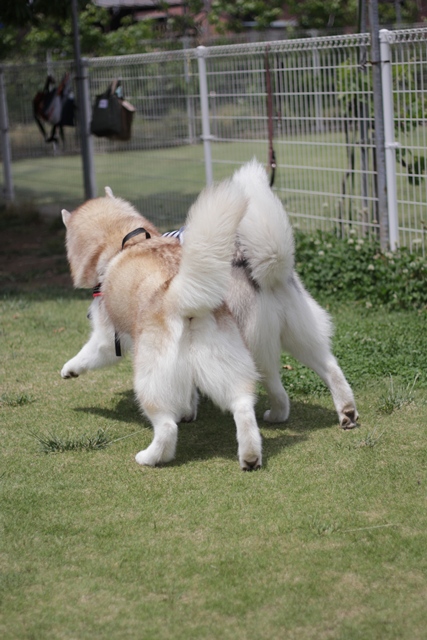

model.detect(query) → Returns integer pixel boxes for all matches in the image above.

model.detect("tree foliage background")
[0,0,422,61]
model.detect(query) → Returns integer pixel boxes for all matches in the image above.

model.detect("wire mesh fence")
[87,50,204,228]
[385,28,427,251]
[1,28,427,248]
[198,35,379,240]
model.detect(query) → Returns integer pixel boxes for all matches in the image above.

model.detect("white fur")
[61,297,132,378]
[132,312,261,469]
[167,180,247,317]
[228,160,358,428]
[233,159,294,288]
[129,181,260,468]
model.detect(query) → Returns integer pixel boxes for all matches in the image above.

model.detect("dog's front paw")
[61,363,80,379]
[263,393,290,424]
[239,439,262,471]
[179,413,197,423]
[240,453,262,471]
[339,405,359,430]
[263,407,290,423]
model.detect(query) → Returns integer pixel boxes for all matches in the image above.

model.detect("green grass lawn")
[1,280,427,638]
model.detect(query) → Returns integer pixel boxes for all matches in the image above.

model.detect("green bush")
[295,230,427,310]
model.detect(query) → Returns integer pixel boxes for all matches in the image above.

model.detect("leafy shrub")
[295,230,427,310]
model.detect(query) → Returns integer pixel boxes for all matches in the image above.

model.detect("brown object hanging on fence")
[33,73,75,144]
[90,79,136,141]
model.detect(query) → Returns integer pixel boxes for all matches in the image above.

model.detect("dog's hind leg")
[262,370,290,424]
[191,313,262,470]
[253,326,290,423]
[133,329,194,466]
[179,387,199,423]
[297,349,358,429]
[280,274,358,429]
[231,394,263,470]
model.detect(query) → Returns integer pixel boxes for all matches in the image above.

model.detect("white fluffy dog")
[229,161,358,429]
[60,160,358,469]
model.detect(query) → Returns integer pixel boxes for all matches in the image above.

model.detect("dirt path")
[0,219,72,291]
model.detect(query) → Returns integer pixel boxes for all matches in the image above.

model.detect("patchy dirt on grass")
[0,217,72,291]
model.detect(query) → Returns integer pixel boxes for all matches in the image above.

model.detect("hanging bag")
[33,73,75,144]
[116,98,136,141]
[90,80,135,140]
[59,73,76,128]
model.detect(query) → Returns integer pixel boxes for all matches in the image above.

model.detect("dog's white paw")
[135,445,176,467]
[263,406,290,423]
[179,411,197,423]
[239,452,262,471]
[339,405,359,430]
[238,437,262,471]
[61,362,80,379]
[135,449,157,466]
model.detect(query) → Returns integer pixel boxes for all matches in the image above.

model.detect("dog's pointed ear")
[61,209,71,228]
[105,186,114,198]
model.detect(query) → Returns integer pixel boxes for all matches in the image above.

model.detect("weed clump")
[30,428,111,453]
[378,374,419,414]
[0,392,35,407]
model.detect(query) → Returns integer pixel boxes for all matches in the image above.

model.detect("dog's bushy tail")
[168,179,247,317]
[232,159,295,289]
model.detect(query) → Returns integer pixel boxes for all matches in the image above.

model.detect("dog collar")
[92,283,103,297]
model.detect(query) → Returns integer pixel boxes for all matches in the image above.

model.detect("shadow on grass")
[74,390,141,425]
[73,390,338,467]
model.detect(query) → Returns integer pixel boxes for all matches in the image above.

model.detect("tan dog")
[61,160,358,469]
[61,179,263,470]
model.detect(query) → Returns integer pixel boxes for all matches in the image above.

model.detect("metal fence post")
[183,37,196,144]
[197,46,213,186]
[71,0,96,200]
[380,29,399,250]
[0,67,15,203]
[368,0,389,250]
[78,59,97,200]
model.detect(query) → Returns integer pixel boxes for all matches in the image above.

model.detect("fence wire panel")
[2,60,80,160]
[387,29,427,253]
[1,51,205,227]
[1,60,85,211]
[88,51,204,229]
[2,28,427,245]
[201,35,379,238]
